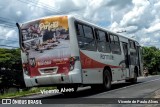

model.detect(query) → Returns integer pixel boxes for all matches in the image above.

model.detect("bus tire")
[125,70,137,83]
[132,71,138,83]
[102,69,111,90]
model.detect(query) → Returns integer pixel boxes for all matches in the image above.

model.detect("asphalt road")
[22,75,160,99]
[19,75,160,107]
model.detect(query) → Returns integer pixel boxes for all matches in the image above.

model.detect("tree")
[142,46,160,74]
[0,48,25,94]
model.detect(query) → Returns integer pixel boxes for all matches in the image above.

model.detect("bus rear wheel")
[102,69,111,90]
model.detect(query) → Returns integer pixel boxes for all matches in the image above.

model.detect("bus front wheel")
[131,72,138,83]
[125,70,137,83]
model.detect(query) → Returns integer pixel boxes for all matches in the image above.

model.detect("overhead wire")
[0,17,17,29]
[0,39,18,42]
[0,17,18,48]
[1,0,159,48]
[0,45,19,48]
[17,0,100,25]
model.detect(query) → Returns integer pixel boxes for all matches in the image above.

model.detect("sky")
[0,0,160,48]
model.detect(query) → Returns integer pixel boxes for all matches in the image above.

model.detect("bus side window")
[83,26,94,39]
[114,36,119,45]
[96,30,110,53]
[75,23,96,51]
[82,25,96,51]
[129,40,136,49]
[110,34,121,55]
[110,34,114,43]
[76,24,84,37]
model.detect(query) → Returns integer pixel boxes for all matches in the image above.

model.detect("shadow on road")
[40,82,141,99]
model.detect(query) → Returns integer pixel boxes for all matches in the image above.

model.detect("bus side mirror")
[16,23,26,53]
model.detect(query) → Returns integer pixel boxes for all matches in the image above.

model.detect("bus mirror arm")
[16,23,26,53]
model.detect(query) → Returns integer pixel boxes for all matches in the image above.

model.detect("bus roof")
[20,15,68,25]
[20,15,139,45]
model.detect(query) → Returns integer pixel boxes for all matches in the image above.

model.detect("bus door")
[122,42,130,78]
[137,46,143,76]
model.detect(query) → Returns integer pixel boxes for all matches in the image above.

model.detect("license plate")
[44,69,55,73]
[39,67,58,74]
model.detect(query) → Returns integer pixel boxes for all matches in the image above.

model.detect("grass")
[0,87,56,99]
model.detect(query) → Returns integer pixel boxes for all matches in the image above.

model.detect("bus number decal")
[100,54,114,60]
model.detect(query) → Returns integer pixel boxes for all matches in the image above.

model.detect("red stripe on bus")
[80,51,121,69]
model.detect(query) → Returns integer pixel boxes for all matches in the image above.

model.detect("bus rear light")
[24,70,29,75]
[69,56,79,71]
[23,63,26,68]
[23,63,30,75]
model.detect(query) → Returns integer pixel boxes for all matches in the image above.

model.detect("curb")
[144,88,160,98]
[144,89,160,107]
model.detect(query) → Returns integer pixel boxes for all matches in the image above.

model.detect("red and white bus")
[16,15,143,92]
